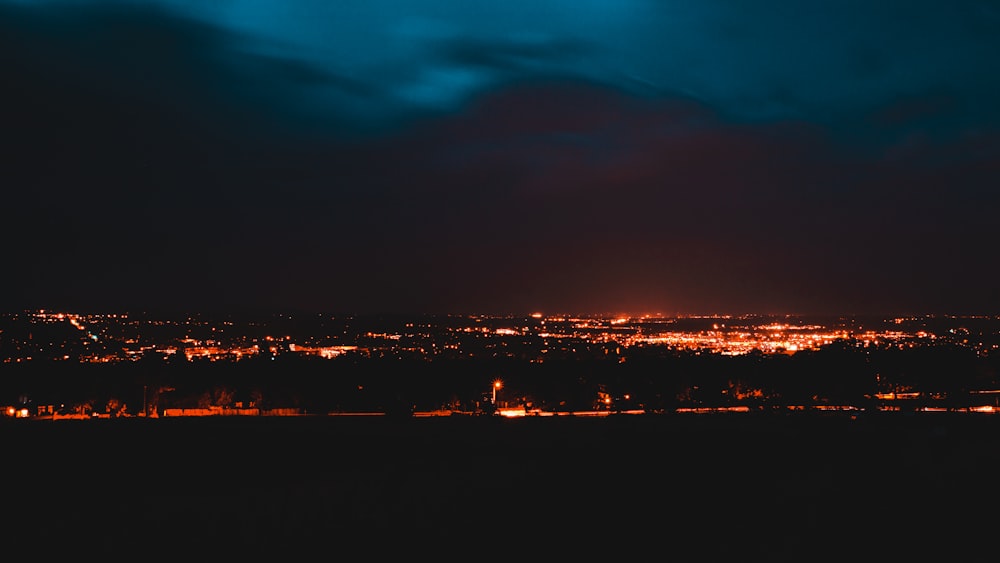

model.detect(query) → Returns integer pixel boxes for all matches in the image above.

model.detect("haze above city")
[3,1,998,316]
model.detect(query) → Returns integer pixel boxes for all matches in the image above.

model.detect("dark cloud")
[1,1,998,315]
[434,36,595,72]
[7,1,999,138]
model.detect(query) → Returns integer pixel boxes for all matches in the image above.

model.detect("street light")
[492,380,502,406]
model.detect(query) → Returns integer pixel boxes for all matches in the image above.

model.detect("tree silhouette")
[198,386,234,409]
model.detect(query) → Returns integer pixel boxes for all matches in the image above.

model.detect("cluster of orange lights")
[6,406,30,418]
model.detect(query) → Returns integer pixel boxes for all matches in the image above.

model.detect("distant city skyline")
[4,308,1000,418]
[5,308,997,364]
[3,1,998,316]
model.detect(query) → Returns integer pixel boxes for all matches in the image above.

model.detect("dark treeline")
[3,340,999,415]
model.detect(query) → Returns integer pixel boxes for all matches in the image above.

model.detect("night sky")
[3,0,998,316]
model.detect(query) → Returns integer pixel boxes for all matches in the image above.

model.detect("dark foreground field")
[6,412,1000,560]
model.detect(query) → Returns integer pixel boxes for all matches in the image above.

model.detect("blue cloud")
[3,0,999,141]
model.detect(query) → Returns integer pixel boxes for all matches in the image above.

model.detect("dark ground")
[5,412,1000,560]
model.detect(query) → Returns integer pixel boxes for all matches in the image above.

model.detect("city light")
[6,310,996,365]
[3,310,1000,419]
